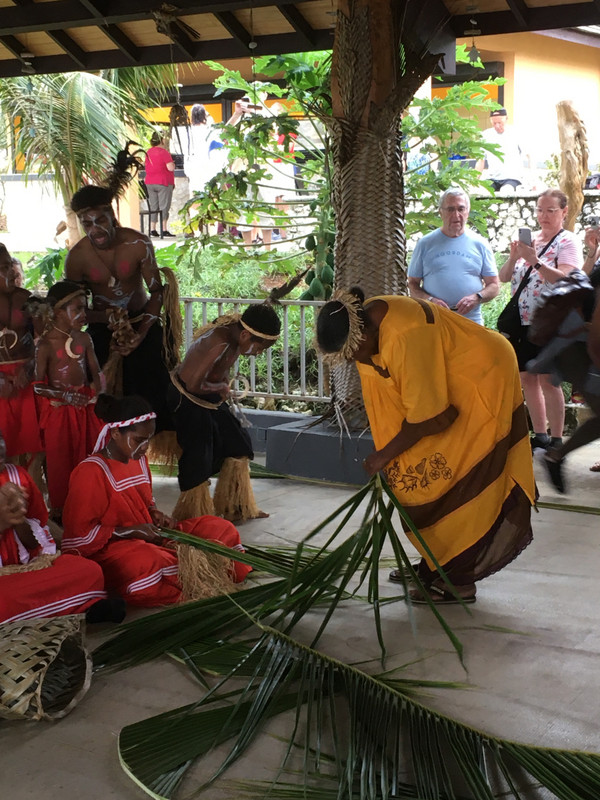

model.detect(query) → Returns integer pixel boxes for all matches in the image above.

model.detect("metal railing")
[181,296,330,403]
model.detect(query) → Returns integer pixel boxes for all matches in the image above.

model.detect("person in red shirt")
[144,131,175,238]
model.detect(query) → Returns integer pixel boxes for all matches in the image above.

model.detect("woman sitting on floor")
[61,394,252,608]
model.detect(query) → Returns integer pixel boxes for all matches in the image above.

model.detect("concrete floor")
[2,440,600,800]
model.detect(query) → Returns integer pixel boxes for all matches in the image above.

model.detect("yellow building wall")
[458,32,600,168]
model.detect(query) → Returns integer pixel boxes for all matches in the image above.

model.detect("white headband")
[93,413,157,454]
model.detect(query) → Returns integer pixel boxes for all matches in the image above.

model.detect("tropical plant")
[0,66,176,246]
[95,475,600,799]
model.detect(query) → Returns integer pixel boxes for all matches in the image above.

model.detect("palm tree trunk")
[328,0,441,428]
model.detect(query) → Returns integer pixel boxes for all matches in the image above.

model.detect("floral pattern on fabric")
[385,451,453,493]
[511,229,581,324]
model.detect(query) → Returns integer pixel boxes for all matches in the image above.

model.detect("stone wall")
[406,191,600,254]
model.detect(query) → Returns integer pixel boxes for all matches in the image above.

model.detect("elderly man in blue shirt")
[408,187,499,325]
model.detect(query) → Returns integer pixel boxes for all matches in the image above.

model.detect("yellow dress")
[357,296,535,583]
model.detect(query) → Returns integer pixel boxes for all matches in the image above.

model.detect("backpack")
[528,269,595,347]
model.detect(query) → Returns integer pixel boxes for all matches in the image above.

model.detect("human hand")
[149,507,175,529]
[0,482,27,529]
[584,227,600,253]
[112,332,143,357]
[0,374,16,399]
[427,296,450,309]
[514,241,537,265]
[362,450,389,476]
[455,294,480,315]
[63,390,89,407]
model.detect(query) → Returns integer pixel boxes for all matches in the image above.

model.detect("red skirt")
[0,361,42,457]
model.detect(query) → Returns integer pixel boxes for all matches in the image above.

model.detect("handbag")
[496,230,563,343]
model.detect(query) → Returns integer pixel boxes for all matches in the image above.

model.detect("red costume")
[37,386,103,510]
[0,463,106,623]
[61,455,251,607]
[0,361,42,458]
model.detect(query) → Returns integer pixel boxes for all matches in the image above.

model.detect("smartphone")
[518,227,532,247]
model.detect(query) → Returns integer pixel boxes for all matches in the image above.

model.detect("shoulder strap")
[513,229,564,300]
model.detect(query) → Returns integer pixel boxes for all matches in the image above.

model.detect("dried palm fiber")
[0,615,91,720]
[557,100,588,231]
[172,482,214,521]
[103,308,138,394]
[145,430,181,473]
[0,553,58,576]
[213,457,261,521]
[175,542,236,602]
[158,266,182,371]
[27,452,46,498]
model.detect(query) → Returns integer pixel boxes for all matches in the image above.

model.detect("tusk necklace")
[53,326,78,359]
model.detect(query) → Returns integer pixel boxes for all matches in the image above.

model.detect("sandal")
[590,462,600,473]
[388,568,405,583]
[409,585,476,605]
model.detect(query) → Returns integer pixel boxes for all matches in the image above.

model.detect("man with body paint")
[65,185,173,430]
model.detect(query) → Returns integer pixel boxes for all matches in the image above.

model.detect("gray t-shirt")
[408,228,497,324]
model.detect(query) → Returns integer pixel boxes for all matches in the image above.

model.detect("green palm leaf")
[118,628,600,800]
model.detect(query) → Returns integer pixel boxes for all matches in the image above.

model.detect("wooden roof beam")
[278,4,316,48]
[505,0,529,28]
[102,24,141,63]
[46,29,88,68]
[452,4,600,35]
[214,11,252,48]
[0,0,322,36]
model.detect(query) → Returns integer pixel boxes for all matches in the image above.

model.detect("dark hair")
[71,185,114,213]
[150,131,162,147]
[0,243,10,260]
[47,280,87,307]
[316,286,365,353]
[95,394,154,424]
[191,104,207,125]
[241,304,281,340]
[538,189,567,209]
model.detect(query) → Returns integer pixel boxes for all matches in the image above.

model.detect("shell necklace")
[53,326,78,359]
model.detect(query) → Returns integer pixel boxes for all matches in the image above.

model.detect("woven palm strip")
[213,457,261,522]
[0,553,58,576]
[0,615,91,721]
[172,482,215,521]
[159,266,183,370]
[176,543,237,602]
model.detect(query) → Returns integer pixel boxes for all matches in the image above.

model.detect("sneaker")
[530,434,550,454]
[150,229,159,237]
[543,455,567,494]
[162,231,176,237]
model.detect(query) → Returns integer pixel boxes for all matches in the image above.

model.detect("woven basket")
[0,615,92,721]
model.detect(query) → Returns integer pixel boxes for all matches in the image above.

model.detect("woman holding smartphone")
[499,189,583,452]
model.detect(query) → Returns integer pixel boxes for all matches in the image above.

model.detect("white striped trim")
[81,455,151,493]
[1,590,107,624]
[62,523,102,552]
[126,565,179,594]
[4,463,22,487]
[28,517,56,555]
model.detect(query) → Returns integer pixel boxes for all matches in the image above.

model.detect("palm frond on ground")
[94,476,464,673]
[117,627,600,800]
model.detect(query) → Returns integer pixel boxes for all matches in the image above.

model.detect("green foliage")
[0,67,177,207]
[23,247,67,290]
[402,78,505,237]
